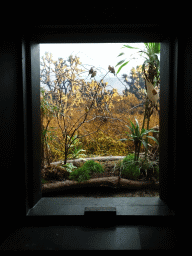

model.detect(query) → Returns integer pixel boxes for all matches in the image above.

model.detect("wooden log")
[49,156,127,167]
[49,154,148,167]
[42,177,159,194]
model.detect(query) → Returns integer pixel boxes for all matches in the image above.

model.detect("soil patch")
[43,186,159,198]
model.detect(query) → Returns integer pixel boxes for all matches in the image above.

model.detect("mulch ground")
[42,186,159,198]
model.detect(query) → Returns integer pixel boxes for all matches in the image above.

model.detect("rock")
[41,165,70,180]
[72,160,85,168]
[55,165,70,179]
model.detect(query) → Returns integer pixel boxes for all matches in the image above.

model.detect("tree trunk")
[42,177,159,194]
[64,148,68,164]
[45,139,50,166]
[64,135,68,164]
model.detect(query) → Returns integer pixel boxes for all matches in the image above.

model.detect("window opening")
[40,43,160,198]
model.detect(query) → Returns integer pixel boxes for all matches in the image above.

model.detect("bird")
[85,106,89,113]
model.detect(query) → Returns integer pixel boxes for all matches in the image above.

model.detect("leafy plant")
[120,118,159,161]
[62,163,77,173]
[119,154,140,180]
[116,43,160,87]
[153,165,159,180]
[138,157,159,179]
[67,135,86,159]
[69,167,91,182]
[116,153,159,180]
[116,43,160,161]
[69,160,104,182]
[82,160,104,174]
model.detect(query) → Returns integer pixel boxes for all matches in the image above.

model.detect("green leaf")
[128,121,136,134]
[117,52,125,57]
[134,118,139,127]
[131,135,139,140]
[140,129,158,137]
[141,140,148,150]
[115,59,126,67]
[122,45,140,50]
[134,118,140,136]
[126,125,134,134]
[147,129,159,133]
[77,149,86,153]
[135,127,140,137]
[116,61,129,74]
[140,130,150,137]
[146,135,159,145]
[119,138,127,141]
[134,126,140,137]
[144,43,160,56]
[140,128,146,135]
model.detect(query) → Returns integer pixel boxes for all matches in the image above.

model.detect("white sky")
[40,43,155,94]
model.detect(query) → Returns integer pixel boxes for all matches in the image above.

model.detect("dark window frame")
[23,25,177,212]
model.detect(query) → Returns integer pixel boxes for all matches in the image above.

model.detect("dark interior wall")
[159,39,178,211]
[30,25,164,43]
[182,35,192,200]
[22,39,30,215]
[0,33,42,244]
[23,41,42,211]
[0,34,25,243]
[22,39,42,214]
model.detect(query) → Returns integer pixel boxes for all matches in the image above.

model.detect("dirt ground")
[52,188,159,198]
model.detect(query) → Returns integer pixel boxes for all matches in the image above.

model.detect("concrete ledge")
[27,197,175,216]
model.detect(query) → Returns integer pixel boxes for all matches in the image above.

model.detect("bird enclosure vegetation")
[40,43,160,193]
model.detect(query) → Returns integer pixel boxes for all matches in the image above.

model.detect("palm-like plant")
[121,118,159,162]
[67,135,86,159]
[116,43,160,87]
[116,43,160,161]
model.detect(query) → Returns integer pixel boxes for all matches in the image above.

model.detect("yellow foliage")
[40,54,159,163]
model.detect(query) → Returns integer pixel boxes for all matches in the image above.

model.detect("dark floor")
[0,197,177,250]
[0,224,177,250]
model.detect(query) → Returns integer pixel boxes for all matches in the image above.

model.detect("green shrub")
[138,157,159,180]
[120,154,140,180]
[69,167,91,182]
[124,153,135,161]
[69,160,104,182]
[153,165,159,180]
[83,160,104,174]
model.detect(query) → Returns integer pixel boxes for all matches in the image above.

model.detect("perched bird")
[85,106,89,113]
[108,65,115,75]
